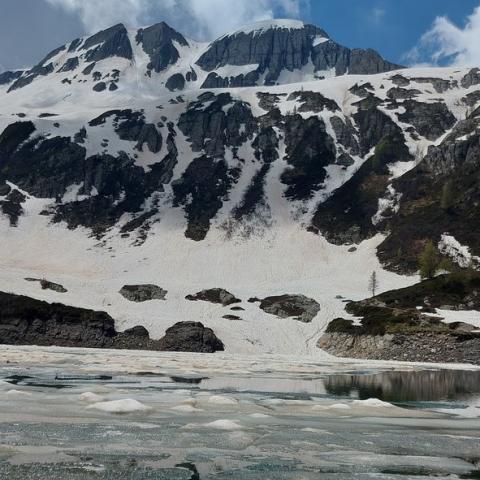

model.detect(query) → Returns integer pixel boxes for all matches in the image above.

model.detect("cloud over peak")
[407,5,480,67]
[45,0,309,40]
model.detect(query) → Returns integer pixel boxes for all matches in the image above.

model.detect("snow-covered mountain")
[0,19,479,355]
[0,19,401,97]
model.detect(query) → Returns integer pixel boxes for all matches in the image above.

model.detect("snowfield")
[1,55,478,355]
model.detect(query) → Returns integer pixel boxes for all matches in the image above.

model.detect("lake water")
[0,346,479,479]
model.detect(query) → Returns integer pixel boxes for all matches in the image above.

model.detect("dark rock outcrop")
[411,77,456,93]
[58,57,79,73]
[0,116,173,238]
[197,22,401,87]
[8,62,55,92]
[90,109,162,153]
[281,114,336,200]
[156,321,224,352]
[330,116,360,156]
[186,288,241,306]
[386,87,421,100]
[319,330,480,364]
[397,100,456,140]
[81,24,133,63]
[0,188,26,226]
[136,22,189,74]
[172,155,239,240]
[352,95,401,155]
[0,70,23,86]
[311,132,411,245]
[377,118,480,273]
[257,92,287,111]
[0,291,120,348]
[253,294,320,323]
[25,278,68,293]
[166,73,185,92]
[287,90,339,113]
[119,284,167,302]
[0,291,223,352]
[461,68,480,89]
[390,74,410,87]
[178,92,256,157]
[93,82,107,92]
[319,274,480,364]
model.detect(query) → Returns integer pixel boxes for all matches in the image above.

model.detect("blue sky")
[1,0,479,71]
[305,0,480,65]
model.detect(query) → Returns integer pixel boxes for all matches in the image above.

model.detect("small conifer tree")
[440,180,454,211]
[419,241,439,279]
[368,271,378,297]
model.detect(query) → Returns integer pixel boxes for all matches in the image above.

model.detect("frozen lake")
[0,346,479,479]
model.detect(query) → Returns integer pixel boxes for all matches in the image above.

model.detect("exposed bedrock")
[0,292,224,353]
[319,331,480,365]
[281,114,336,201]
[311,131,412,245]
[319,274,480,364]
[196,23,401,87]
[397,100,456,141]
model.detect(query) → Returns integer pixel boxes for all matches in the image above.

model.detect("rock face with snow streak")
[197,20,402,87]
[0,19,401,95]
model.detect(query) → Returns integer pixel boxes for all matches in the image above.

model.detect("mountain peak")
[229,18,307,35]
[0,17,402,95]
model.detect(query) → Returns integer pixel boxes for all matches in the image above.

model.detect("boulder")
[157,321,224,353]
[119,284,167,302]
[254,294,320,323]
[186,288,241,306]
[25,277,68,293]
[166,73,185,92]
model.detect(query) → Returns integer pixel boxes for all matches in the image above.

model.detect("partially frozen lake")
[0,346,479,479]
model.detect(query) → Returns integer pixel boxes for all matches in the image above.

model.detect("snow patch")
[87,399,151,414]
[207,395,238,405]
[203,419,243,430]
[439,234,480,269]
[228,19,306,37]
[372,185,402,226]
[79,392,105,403]
[352,398,394,408]
[312,37,329,47]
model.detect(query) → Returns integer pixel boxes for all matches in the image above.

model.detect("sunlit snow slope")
[1,20,480,354]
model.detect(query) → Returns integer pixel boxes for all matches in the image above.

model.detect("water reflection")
[325,369,480,402]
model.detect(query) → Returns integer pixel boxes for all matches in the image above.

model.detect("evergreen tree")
[419,241,439,279]
[368,271,378,297]
[440,180,454,211]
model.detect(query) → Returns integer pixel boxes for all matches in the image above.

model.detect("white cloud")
[371,7,385,25]
[44,0,309,39]
[45,0,152,33]
[407,5,480,67]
